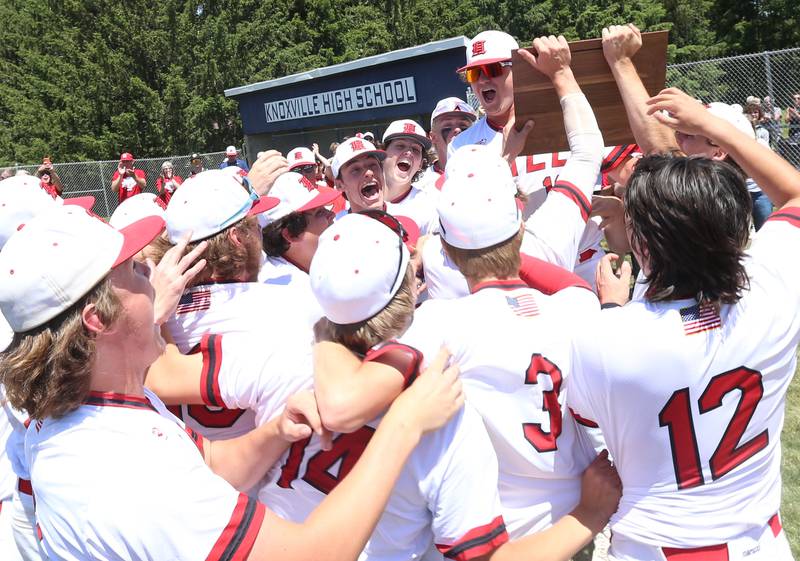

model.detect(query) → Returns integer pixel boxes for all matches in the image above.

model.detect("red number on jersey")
[659,366,768,489]
[277,426,375,494]
[186,405,247,428]
[522,354,563,452]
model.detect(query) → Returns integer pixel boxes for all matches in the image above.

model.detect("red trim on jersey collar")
[84,391,155,411]
[766,206,800,228]
[486,117,505,132]
[471,278,528,294]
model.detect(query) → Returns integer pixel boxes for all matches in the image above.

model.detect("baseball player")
[567,87,800,560]
[420,35,603,301]
[331,137,387,216]
[0,176,98,561]
[416,97,478,194]
[151,169,322,441]
[259,171,341,292]
[0,204,465,561]
[382,119,439,234]
[396,146,611,540]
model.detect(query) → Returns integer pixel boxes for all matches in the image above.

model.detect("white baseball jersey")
[201,334,509,561]
[401,281,600,537]
[386,185,439,235]
[415,164,444,195]
[568,208,800,549]
[165,281,316,440]
[26,388,264,561]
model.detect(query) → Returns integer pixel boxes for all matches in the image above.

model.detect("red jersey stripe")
[200,334,224,407]
[551,180,590,222]
[206,494,265,561]
[436,515,509,561]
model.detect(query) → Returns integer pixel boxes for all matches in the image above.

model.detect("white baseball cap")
[0,175,95,249]
[288,147,316,170]
[430,97,478,127]
[459,30,519,72]
[331,137,386,178]
[437,145,521,250]
[0,205,164,332]
[165,169,279,243]
[265,172,342,222]
[110,193,167,230]
[382,119,432,151]
[225,146,238,156]
[310,213,410,325]
[706,102,756,140]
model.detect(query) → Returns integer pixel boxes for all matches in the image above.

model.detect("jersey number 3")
[659,366,768,490]
[523,354,563,452]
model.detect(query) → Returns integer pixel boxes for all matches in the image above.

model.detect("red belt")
[661,514,782,560]
[18,478,32,496]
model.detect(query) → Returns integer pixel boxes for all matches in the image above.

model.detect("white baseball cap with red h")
[459,30,519,72]
[331,138,386,178]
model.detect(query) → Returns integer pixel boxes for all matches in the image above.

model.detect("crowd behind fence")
[4,48,800,216]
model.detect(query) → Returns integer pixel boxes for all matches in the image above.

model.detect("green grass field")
[781,353,800,556]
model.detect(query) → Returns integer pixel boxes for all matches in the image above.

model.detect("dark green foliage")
[0,0,795,165]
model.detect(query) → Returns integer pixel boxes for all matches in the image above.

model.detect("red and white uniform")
[111,169,145,203]
[415,162,445,194]
[401,280,599,537]
[568,209,800,559]
[199,334,508,561]
[165,282,316,440]
[386,185,439,235]
[25,388,263,561]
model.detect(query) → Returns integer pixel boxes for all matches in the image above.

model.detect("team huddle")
[0,22,798,561]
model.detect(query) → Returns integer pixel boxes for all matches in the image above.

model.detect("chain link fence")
[2,151,229,218]
[667,47,800,167]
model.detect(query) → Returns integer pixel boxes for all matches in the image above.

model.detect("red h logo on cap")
[472,40,486,56]
[294,151,302,159]
[403,123,416,134]
[351,140,365,151]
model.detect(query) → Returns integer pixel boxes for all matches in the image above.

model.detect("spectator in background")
[187,153,205,178]
[762,96,782,147]
[746,101,771,147]
[155,161,183,206]
[787,93,800,142]
[110,152,146,204]
[36,157,63,198]
[219,145,249,172]
[0,168,11,181]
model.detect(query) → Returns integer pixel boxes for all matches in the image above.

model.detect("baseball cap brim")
[248,196,280,216]
[384,133,432,151]
[64,196,96,210]
[112,216,166,267]
[297,187,341,214]
[433,110,477,123]
[289,160,317,170]
[457,56,512,73]
[336,150,387,177]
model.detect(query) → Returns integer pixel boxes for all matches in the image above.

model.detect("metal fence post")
[764,51,774,102]
[98,161,112,218]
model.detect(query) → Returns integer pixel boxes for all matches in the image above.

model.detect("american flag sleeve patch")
[680,303,721,335]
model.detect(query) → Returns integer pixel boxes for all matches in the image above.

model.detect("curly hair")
[148,216,262,284]
[0,278,121,420]
[316,264,416,355]
[625,154,751,305]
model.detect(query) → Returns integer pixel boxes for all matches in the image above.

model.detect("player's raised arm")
[647,87,800,210]
[602,24,682,155]
[249,349,465,561]
[517,35,603,269]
